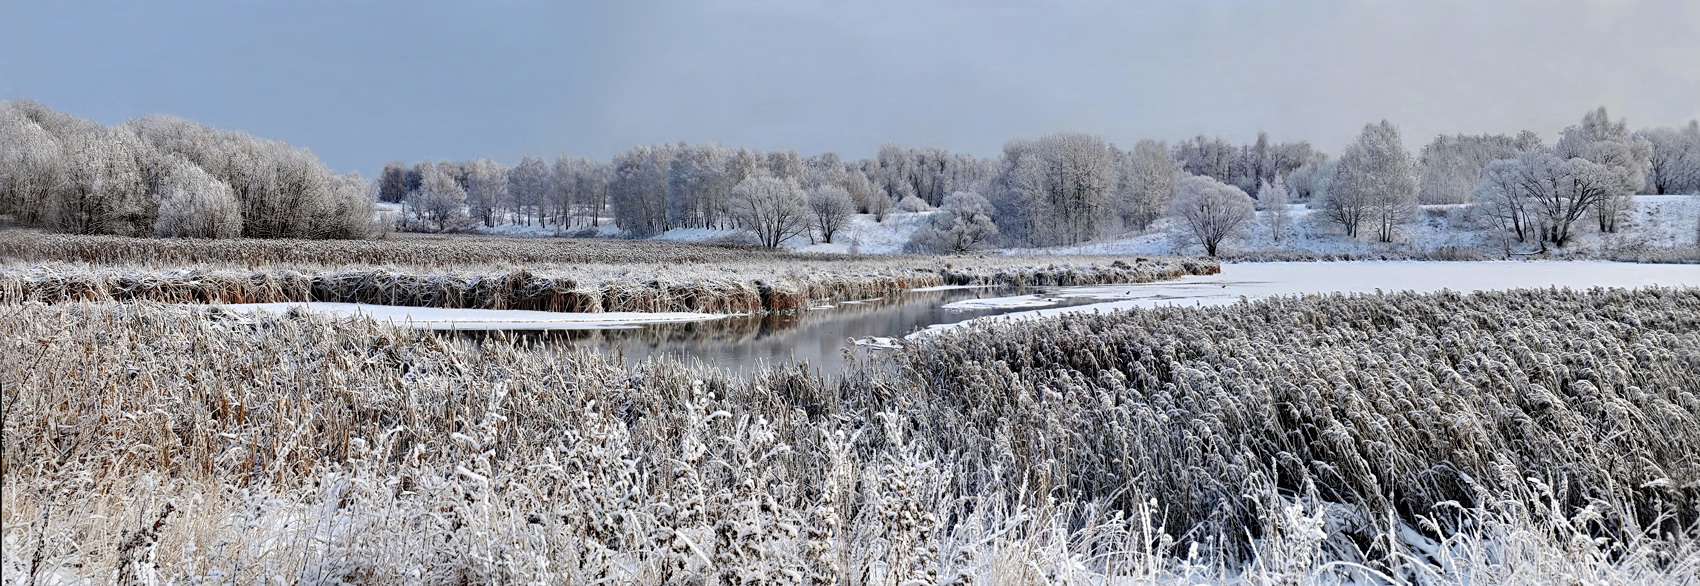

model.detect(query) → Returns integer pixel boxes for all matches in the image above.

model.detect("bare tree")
[1169,175,1255,256]
[729,176,809,248]
[806,185,855,244]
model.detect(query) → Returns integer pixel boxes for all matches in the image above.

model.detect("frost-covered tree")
[1169,175,1255,256]
[506,155,550,226]
[865,189,895,223]
[408,162,468,231]
[1257,177,1291,243]
[1473,157,1535,244]
[1321,121,1417,242]
[609,145,675,237]
[54,126,150,236]
[896,194,932,212]
[551,156,609,228]
[1115,139,1183,232]
[1417,132,1540,204]
[1555,107,1651,233]
[667,144,733,230]
[0,102,67,226]
[988,133,1116,246]
[906,191,999,253]
[377,162,409,203]
[1635,121,1700,195]
[462,158,508,228]
[806,185,855,244]
[1473,150,1635,249]
[152,160,241,238]
[729,175,809,248]
[1284,153,1330,202]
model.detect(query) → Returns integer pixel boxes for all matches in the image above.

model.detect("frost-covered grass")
[925,260,1700,331]
[0,229,827,268]
[0,244,1218,314]
[4,287,1698,584]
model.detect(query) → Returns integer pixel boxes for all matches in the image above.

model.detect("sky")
[2,0,1697,175]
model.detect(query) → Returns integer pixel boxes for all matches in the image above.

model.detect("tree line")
[380,108,1697,253]
[0,100,375,239]
[5,100,1698,251]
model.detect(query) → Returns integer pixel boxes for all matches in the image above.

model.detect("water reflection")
[451,287,1104,372]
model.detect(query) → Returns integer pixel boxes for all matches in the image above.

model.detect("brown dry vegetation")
[4,288,1698,584]
[1,232,1219,313]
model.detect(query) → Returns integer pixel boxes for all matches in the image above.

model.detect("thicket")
[3,287,1697,583]
[0,100,375,239]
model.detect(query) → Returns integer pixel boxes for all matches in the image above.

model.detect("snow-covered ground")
[647,211,944,254]
[1013,194,1699,259]
[920,260,1700,335]
[222,302,730,330]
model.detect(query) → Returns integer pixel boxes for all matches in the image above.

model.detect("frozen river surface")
[935,260,1700,330]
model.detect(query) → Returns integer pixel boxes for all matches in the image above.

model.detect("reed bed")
[0,230,817,268]
[4,287,1697,584]
[0,256,1215,313]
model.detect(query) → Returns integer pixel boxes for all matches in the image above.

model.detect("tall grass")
[0,258,1216,313]
[4,288,1697,583]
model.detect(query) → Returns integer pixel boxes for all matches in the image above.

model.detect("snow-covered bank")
[1008,194,1700,260]
[224,302,729,330]
[920,260,1700,335]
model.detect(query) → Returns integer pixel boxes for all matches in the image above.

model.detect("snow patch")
[221,302,729,330]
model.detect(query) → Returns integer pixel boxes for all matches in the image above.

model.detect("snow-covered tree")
[896,194,932,213]
[729,175,809,248]
[907,191,999,253]
[1473,157,1534,244]
[463,158,508,227]
[806,185,855,244]
[1417,132,1540,204]
[1473,150,1636,249]
[152,160,241,238]
[377,162,409,203]
[865,189,895,223]
[1555,107,1651,233]
[1284,153,1330,202]
[1115,139,1183,232]
[667,144,733,230]
[1257,177,1291,243]
[609,145,675,237]
[1321,121,1417,242]
[1169,175,1255,256]
[988,133,1116,246]
[408,162,468,231]
[0,102,67,226]
[1635,121,1700,195]
[506,155,550,226]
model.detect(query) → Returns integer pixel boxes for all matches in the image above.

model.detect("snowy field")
[928,260,1700,333]
[1013,194,1699,259]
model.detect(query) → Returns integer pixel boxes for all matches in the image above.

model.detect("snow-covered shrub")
[896,194,932,213]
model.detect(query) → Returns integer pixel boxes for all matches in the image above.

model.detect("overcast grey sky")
[3,0,1696,174]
